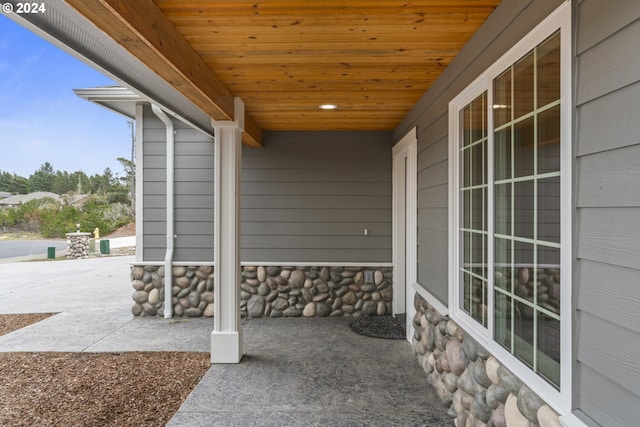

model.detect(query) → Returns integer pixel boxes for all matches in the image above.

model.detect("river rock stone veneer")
[130,265,393,318]
[412,293,562,427]
[66,232,91,259]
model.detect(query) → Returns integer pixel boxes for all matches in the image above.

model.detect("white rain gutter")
[151,104,175,318]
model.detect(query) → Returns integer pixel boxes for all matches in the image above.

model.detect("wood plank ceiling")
[66,0,500,145]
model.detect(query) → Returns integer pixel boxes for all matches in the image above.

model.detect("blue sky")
[0,14,132,179]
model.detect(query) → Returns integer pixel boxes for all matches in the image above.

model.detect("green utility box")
[100,239,110,255]
[47,247,56,260]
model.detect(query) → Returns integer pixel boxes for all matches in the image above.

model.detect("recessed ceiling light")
[319,104,338,110]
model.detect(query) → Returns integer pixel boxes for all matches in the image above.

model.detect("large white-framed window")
[448,2,572,414]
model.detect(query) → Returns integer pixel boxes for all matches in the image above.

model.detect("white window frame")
[448,2,572,415]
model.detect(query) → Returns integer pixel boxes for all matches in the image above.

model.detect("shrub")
[0,196,134,237]
[39,205,82,238]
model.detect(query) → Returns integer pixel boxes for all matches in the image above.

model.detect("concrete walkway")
[0,256,213,352]
[0,256,451,426]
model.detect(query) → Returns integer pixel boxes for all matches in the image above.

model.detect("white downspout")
[151,104,175,319]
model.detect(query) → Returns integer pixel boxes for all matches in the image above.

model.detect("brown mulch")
[0,314,210,427]
[0,313,55,336]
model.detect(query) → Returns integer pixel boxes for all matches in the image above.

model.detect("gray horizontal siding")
[578,364,639,427]
[241,236,391,250]
[242,181,388,196]
[173,113,214,263]
[576,80,640,157]
[576,0,640,424]
[417,185,447,209]
[417,160,447,188]
[577,143,640,207]
[242,208,391,223]
[576,0,640,55]
[576,8,640,106]
[243,221,389,236]
[577,260,640,340]
[242,168,390,183]
[394,0,564,307]
[242,248,390,263]
[145,221,213,236]
[577,311,640,398]
[242,140,390,170]
[141,105,214,263]
[242,131,392,263]
[241,195,389,210]
[417,226,448,302]
[142,107,167,262]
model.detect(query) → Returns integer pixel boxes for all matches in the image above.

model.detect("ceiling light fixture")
[319,104,338,110]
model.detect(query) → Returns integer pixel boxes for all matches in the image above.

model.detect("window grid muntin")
[455,32,562,389]
[459,92,488,326]
[492,31,561,389]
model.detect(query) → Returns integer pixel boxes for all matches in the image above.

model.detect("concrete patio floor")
[0,256,452,426]
[168,317,452,426]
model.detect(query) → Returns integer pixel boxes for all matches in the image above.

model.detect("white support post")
[211,98,244,363]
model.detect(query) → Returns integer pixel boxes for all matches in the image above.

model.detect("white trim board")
[392,127,418,317]
[131,261,392,267]
[413,283,449,316]
[241,261,393,267]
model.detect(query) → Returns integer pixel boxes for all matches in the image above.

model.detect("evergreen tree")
[0,171,13,192]
[0,160,131,198]
[0,171,31,194]
[29,162,56,192]
[10,175,30,194]
[52,171,74,194]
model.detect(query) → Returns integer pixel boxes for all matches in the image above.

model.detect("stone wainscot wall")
[412,293,562,427]
[131,265,393,318]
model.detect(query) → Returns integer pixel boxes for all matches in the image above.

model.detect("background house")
[9,0,640,425]
[0,192,61,208]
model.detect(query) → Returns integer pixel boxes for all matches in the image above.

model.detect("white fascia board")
[73,86,141,100]
[74,87,144,120]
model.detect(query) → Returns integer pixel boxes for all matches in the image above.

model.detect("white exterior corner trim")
[392,127,417,341]
[392,127,418,318]
[135,104,144,263]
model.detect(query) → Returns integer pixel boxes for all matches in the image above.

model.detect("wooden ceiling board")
[152,0,499,131]
[69,0,500,136]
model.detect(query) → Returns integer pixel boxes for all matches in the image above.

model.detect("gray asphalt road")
[0,240,66,259]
